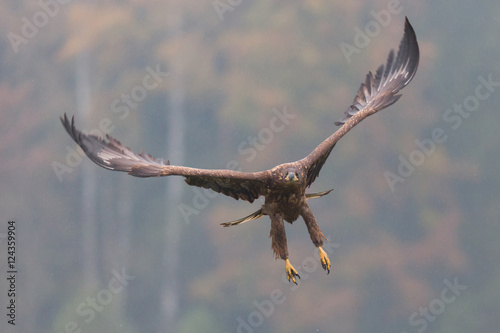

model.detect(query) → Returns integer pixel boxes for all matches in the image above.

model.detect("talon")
[318,246,331,274]
[285,259,300,284]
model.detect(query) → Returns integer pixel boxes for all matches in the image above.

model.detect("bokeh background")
[1,1,499,332]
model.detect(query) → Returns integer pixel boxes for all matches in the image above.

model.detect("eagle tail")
[305,189,334,199]
[221,189,333,227]
[220,209,265,227]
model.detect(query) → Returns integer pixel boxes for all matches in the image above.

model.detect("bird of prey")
[62,18,419,284]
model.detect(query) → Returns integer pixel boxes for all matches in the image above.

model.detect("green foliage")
[176,306,221,333]
[51,286,135,333]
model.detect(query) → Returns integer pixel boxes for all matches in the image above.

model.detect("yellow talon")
[285,259,300,284]
[318,246,331,274]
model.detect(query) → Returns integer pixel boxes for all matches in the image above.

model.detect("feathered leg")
[269,213,300,284]
[300,202,331,274]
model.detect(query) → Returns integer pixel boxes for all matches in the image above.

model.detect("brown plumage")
[61,18,419,283]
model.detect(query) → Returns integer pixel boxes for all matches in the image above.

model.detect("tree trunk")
[157,3,185,330]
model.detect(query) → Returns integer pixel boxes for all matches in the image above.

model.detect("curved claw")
[285,259,300,284]
[318,246,331,274]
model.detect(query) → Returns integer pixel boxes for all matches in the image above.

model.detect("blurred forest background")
[1,0,499,332]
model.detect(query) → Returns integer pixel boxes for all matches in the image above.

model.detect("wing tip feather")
[334,17,419,126]
[61,114,169,175]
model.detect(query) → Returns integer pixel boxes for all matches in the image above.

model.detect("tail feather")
[221,189,333,227]
[306,189,334,199]
[221,209,265,227]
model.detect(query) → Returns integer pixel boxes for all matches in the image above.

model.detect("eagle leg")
[300,202,331,274]
[269,213,300,284]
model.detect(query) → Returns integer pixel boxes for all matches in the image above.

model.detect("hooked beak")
[286,172,299,182]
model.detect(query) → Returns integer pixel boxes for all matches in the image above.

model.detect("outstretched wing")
[61,114,271,202]
[301,17,419,186]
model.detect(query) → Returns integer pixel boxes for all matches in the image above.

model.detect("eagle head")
[284,168,299,183]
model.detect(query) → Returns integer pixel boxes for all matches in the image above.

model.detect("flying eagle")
[62,18,419,283]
